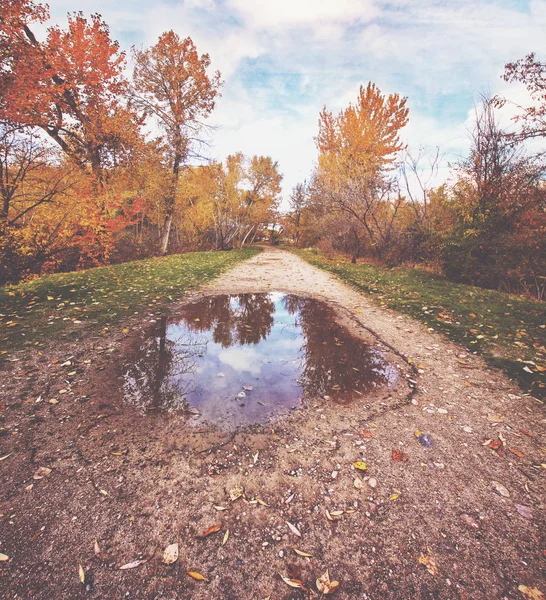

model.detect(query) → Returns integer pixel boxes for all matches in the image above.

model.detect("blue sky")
[43,0,546,204]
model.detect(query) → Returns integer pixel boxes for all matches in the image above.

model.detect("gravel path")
[0,246,544,600]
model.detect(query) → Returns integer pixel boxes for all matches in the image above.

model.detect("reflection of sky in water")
[122,293,396,428]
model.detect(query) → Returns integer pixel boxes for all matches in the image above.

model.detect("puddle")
[122,293,399,428]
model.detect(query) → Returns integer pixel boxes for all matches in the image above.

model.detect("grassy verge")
[292,248,546,398]
[0,247,260,359]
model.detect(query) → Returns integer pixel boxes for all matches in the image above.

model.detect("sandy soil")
[0,246,544,600]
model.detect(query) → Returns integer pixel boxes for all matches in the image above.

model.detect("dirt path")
[1,247,544,599]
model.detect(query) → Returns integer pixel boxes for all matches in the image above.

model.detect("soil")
[0,246,544,600]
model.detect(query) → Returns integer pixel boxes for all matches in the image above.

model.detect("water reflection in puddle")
[122,293,398,427]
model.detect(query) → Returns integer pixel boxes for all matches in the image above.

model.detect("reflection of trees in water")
[283,295,387,399]
[180,294,275,347]
[123,293,390,415]
[123,316,207,412]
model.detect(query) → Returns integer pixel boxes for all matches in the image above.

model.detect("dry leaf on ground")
[0,553,9,561]
[518,586,545,600]
[279,573,307,590]
[187,571,208,582]
[286,521,301,537]
[78,564,85,584]
[353,461,367,470]
[120,560,145,570]
[392,449,409,462]
[316,570,340,594]
[492,481,510,497]
[418,551,439,575]
[162,543,179,565]
[197,524,222,538]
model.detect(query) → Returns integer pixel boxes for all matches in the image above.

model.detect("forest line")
[1,1,545,299]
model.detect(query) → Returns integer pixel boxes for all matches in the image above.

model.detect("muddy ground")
[0,247,544,599]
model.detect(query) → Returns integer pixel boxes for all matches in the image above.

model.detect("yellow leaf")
[390,493,399,501]
[518,585,545,600]
[78,564,85,584]
[353,461,367,471]
[279,573,307,590]
[418,551,439,575]
[0,553,9,561]
[294,548,313,557]
[187,571,208,582]
[316,570,340,595]
[222,530,229,546]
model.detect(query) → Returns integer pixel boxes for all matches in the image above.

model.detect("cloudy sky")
[44,0,546,204]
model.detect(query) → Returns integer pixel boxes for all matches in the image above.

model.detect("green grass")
[292,248,546,398]
[0,248,260,359]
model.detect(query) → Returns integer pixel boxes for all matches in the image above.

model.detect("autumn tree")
[239,156,282,246]
[0,123,75,223]
[0,4,142,185]
[132,32,222,254]
[313,82,409,260]
[445,96,546,293]
[501,52,546,141]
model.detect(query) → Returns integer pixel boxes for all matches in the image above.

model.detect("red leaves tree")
[132,31,222,254]
[1,3,142,185]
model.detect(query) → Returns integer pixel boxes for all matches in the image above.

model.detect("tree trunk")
[160,210,174,255]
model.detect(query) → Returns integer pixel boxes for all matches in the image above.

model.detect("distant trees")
[287,80,545,298]
[0,2,281,283]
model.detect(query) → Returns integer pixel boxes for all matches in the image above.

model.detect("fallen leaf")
[0,553,9,561]
[222,530,229,546]
[294,548,313,557]
[492,481,510,497]
[515,504,533,520]
[389,493,400,501]
[187,571,208,582]
[33,466,52,480]
[163,543,179,565]
[94,540,101,556]
[120,560,145,570]
[214,505,227,511]
[509,448,525,458]
[256,497,268,507]
[286,521,301,537]
[518,586,544,600]
[0,454,12,462]
[78,564,85,585]
[279,573,307,590]
[418,551,439,575]
[229,487,244,501]
[392,449,408,462]
[197,524,221,538]
[353,461,367,471]
[459,514,479,529]
[316,570,340,595]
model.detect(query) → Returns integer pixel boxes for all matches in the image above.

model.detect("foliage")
[292,248,546,398]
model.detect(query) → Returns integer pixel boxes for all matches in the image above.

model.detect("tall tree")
[314,82,409,259]
[132,32,222,254]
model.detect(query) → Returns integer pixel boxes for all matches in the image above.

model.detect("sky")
[42,0,546,206]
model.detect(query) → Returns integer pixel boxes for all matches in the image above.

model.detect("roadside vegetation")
[292,248,546,398]
[0,247,260,357]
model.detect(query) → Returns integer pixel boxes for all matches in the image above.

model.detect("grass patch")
[0,247,260,359]
[292,248,546,398]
